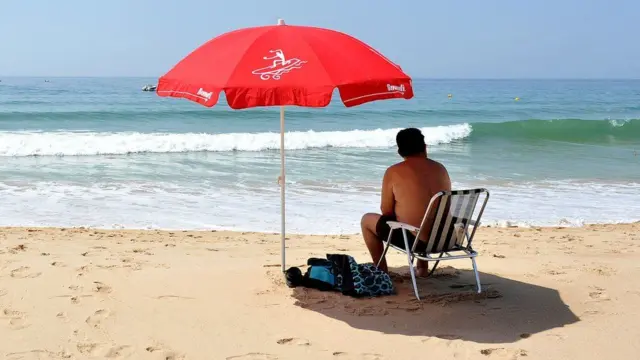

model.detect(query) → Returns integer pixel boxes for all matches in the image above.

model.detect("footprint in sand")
[0,288,7,297]
[332,352,384,360]
[545,333,567,340]
[96,263,119,269]
[146,345,186,360]
[75,343,132,358]
[293,297,336,310]
[131,248,154,256]
[120,258,145,271]
[10,266,42,279]
[9,244,27,253]
[56,312,69,323]
[587,266,616,277]
[277,337,310,346]
[77,342,106,356]
[59,294,91,304]
[76,265,92,276]
[385,299,422,312]
[104,345,134,359]
[581,309,601,317]
[68,284,82,291]
[93,281,113,294]
[480,348,528,359]
[343,304,389,316]
[5,349,73,359]
[226,353,278,360]
[545,269,566,276]
[85,309,111,328]
[588,287,610,301]
[2,308,29,330]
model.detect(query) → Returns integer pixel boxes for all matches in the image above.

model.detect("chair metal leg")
[376,230,393,268]
[471,257,482,294]
[427,253,445,276]
[402,230,420,300]
[427,260,440,277]
[407,255,420,300]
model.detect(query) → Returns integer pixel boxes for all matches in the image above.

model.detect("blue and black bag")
[285,254,395,298]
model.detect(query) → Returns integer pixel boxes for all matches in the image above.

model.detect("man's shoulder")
[387,158,449,176]
[386,161,406,173]
[426,158,448,171]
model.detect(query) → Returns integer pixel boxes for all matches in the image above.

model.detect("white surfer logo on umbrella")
[252,49,307,80]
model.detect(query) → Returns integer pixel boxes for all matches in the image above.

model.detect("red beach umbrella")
[157,19,413,272]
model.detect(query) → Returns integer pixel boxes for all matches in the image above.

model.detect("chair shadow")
[290,266,580,343]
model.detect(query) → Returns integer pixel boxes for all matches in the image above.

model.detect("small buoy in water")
[514,97,520,101]
[447,93,453,98]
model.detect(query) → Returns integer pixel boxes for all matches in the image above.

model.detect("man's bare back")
[361,128,451,274]
[383,157,451,232]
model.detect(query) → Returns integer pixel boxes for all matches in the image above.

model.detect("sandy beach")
[0,223,638,359]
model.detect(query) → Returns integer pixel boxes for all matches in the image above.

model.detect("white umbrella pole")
[280,106,286,273]
[277,18,287,274]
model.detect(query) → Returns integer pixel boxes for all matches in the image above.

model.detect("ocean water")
[0,77,638,233]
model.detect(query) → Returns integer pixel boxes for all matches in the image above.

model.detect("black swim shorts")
[375,215,426,252]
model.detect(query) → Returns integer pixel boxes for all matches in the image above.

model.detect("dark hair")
[396,128,426,157]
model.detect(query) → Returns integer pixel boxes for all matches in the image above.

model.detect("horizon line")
[1,76,640,81]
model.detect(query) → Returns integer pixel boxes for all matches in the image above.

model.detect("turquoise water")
[0,78,638,232]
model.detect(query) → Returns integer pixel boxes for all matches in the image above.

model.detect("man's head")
[396,128,426,158]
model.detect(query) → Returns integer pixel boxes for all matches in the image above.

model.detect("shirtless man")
[361,128,451,276]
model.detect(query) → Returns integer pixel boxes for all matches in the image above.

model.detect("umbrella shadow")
[291,266,580,343]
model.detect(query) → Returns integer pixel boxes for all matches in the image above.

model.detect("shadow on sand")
[291,266,579,343]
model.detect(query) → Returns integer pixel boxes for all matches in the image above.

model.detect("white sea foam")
[0,178,637,234]
[608,119,632,127]
[0,124,471,157]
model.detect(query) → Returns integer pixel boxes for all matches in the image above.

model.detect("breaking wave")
[0,124,471,157]
[1,118,637,157]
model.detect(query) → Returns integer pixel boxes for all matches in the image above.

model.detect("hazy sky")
[1,1,638,78]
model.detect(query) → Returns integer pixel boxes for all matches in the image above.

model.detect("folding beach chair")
[377,189,490,300]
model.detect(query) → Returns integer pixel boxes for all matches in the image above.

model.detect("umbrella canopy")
[157,20,413,108]
[157,19,413,272]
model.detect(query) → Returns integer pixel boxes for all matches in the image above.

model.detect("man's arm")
[424,162,453,231]
[431,160,452,192]
[440,164,451,191]
[441,165,452,192]
[380,168,395,216]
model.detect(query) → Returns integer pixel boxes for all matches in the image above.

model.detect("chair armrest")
[386,221,419,232]
[468,219,480,226]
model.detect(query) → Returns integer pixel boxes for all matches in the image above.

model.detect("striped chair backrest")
[416,189,489,254]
